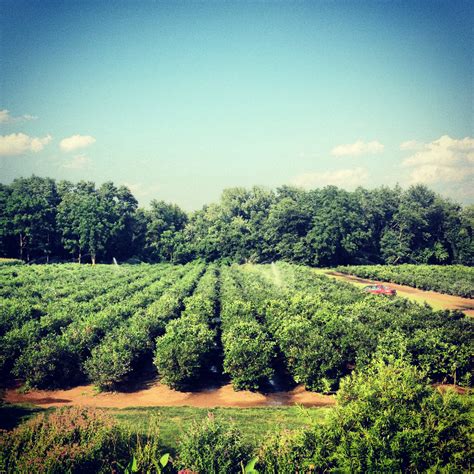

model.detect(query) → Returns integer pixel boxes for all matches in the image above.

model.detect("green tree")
[101,183,138,261]
[144,200,188,261]
[222,320,275,390]
[305,187,371,266]
[57,181,117,264]
[265,192,312,263]
[4,176,59,261]
[456,204,474,265]
[380,185,453,264]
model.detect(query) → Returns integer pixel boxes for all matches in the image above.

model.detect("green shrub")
[121,415,170,474]
[13,335,81,389]
[154,315,215,390]
[257,429,331,474]
[0,407,129,473]
[326,358,473,472]
[257,358,473,473]
[176,414,251,474]
[222,320,275,391]
[83,330,134,389]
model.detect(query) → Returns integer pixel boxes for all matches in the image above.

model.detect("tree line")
[0,175,472,265]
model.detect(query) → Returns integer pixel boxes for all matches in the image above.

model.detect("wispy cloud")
[402,135,474,185]
[0,109,38,124]
[62,154,91,170]
[0,133,52,156]
[331,140,384,157]
[291,167,369,190]
[123,182,161,200]
[60,134,96,152]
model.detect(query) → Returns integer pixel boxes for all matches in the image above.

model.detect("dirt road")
[4,382,335,409]
[325,271,474,317]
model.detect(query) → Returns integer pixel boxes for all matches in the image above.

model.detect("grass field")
[114,405,330,453]
[0,403,330,453]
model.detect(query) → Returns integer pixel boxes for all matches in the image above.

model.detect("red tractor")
[363,284,397,296]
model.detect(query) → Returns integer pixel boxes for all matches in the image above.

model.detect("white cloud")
[331,140,384,157]
[0,133,52,156]
[400,140,425,151]
[409,165,467,184]
[402,135,474,185]
[60,134,96,152]
[0,109,38,124]
[291,167,369,190]
[62,154,91,170]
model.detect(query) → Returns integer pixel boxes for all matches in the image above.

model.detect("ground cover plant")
[0,403,330,454]
[335,264,474,298]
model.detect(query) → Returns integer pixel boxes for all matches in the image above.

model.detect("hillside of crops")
[334,264,474,298]
[1,262,472,392]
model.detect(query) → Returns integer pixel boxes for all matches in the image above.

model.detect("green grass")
[1,403,331,454]
[112,405,330,453]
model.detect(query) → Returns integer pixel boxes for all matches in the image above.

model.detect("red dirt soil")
[328,272,474,317]
[4,382,335,409]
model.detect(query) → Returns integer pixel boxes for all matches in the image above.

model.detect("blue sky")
[0,0,472,209]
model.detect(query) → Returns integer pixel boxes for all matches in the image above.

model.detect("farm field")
[335,264,474,298]
[1,262,472,395]
[316,268,474,315]
[2,1,473,469]
[1,262,473,472]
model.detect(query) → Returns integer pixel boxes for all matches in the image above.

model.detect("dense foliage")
[176,415,251,473]
[256,358,473,473]
[2,263,471,394]
[85,263,205,389]
[0,263,205,388]
[219,266,276,390]
[1,177,473,266]
[335,264,474,298]
[154,265,218,389]
[222,263,473,391]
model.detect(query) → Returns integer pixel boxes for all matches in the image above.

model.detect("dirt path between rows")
[326,271,474,317]
[4,382,335,409]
